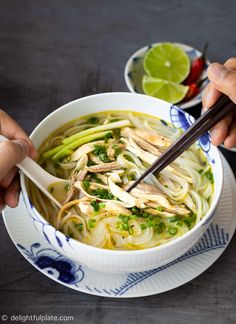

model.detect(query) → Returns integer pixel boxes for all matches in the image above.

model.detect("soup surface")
[29,111,214,250]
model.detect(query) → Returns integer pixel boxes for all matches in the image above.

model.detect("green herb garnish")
[75,223,83,232]
[92,144,111,163]
[83,180,91,191]
[205,170,214,184]
[88,219,96,228]
[90,200,100,212]
[184,213,197,229]
[91,188,114,200]
[87,116,100,125]
[168,226,178,236]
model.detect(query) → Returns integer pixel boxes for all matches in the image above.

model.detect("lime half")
[143,43,190,83]
[142,75,189,104]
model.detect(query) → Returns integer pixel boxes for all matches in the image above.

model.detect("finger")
[207,63,236,103]
[211,111,234,146]
[0,139,29,180]
[0,110,38,159]
[224,118,236,148]
[202,82,221,111]
[4,175,20,208]
[0,166,18,188]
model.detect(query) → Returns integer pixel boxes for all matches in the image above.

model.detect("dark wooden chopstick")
[127,95,235,192]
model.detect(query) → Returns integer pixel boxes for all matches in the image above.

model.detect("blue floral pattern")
[170,104,215,163]
[17,243,84,285]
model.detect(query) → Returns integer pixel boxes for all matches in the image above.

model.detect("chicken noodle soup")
[28,111,214,250]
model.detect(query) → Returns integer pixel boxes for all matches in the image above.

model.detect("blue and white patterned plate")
[2,155,236,298]
[124,42,210,109]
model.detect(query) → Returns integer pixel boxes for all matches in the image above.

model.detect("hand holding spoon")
[0,135,68,208]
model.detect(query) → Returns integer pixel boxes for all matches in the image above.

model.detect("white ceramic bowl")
[124,42,210,109]
[20,92,223,273]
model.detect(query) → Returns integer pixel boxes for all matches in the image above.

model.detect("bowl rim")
[124,42,210,109]
[20,92,223,255]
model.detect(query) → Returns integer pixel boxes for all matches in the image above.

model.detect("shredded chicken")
[71,141,105,161]
[121,127,161,156]
[134,128,171,148]
[87,161,120,173]
[108,175,147,208]
[131,182,189,215]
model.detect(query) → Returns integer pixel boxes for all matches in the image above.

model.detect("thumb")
[0,138,30,180]
[208,63,236,103]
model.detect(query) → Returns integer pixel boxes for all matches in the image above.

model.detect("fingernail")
[208,63,227,81]
[13,139,30,155]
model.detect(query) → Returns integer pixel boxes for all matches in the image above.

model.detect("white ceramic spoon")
[0,135,68,208]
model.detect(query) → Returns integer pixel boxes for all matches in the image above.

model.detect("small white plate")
[2,155,236,298]
[124,42,210,109]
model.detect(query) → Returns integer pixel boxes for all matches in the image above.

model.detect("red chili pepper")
[184,83,200,101]
[183,43,208,85]
[183,77,208,102]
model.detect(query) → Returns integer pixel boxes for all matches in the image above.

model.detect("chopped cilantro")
[112,144,122,156]
[90,200,100,212]
[156,222,166,234]
[140,223,147,230]
[83,180,90,191]
[113,128,121,139]
[104,132,113,143]
[75,223,83,232]
[198,169,204,174]
[91,188,114,200]
[87,116,99,124]
[169,215,181,222]
[92,144,111,163]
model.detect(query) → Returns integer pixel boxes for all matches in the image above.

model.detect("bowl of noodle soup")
[21,92,223,273]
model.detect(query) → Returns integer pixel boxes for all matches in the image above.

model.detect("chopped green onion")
[205,170,214,184]
[156,206,164,212]
[168,226,178,236]
[88,219,96,228]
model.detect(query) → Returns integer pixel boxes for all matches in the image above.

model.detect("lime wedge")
[143,43,190,83]
[142,75,189,104]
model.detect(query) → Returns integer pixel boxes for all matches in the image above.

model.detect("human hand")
[202,58,236,148]
[0,110,37,211]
